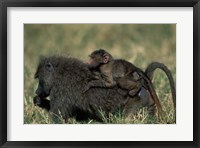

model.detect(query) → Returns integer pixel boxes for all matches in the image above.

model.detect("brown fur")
[85,49,163,114]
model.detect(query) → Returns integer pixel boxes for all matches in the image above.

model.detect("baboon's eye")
[45,63,54,72]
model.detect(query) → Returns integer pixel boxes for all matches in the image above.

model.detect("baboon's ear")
[103,53,109,63]
[45,62,54,72]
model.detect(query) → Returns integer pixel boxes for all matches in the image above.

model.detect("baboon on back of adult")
[83,49,163,114]
[33,56,175,122]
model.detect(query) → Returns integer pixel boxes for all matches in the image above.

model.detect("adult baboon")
[34,56,130,122]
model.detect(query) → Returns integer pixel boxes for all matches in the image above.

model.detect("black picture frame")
[0,0,199,148]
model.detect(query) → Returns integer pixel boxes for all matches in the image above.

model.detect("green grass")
[24,24,176,124]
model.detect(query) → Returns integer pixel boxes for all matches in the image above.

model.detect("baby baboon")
[84,49,163,114]
[84,49,142,97]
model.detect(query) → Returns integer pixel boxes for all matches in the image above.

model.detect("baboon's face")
[87,55,101,69]
[35,62,54,98]
[87,50,110,69]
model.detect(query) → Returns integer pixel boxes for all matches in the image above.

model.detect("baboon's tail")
[145,62,176,111]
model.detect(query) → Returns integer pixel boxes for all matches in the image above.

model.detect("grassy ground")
[24,24,176,124]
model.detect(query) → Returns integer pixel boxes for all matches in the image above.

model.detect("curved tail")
[145,62,176,111]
